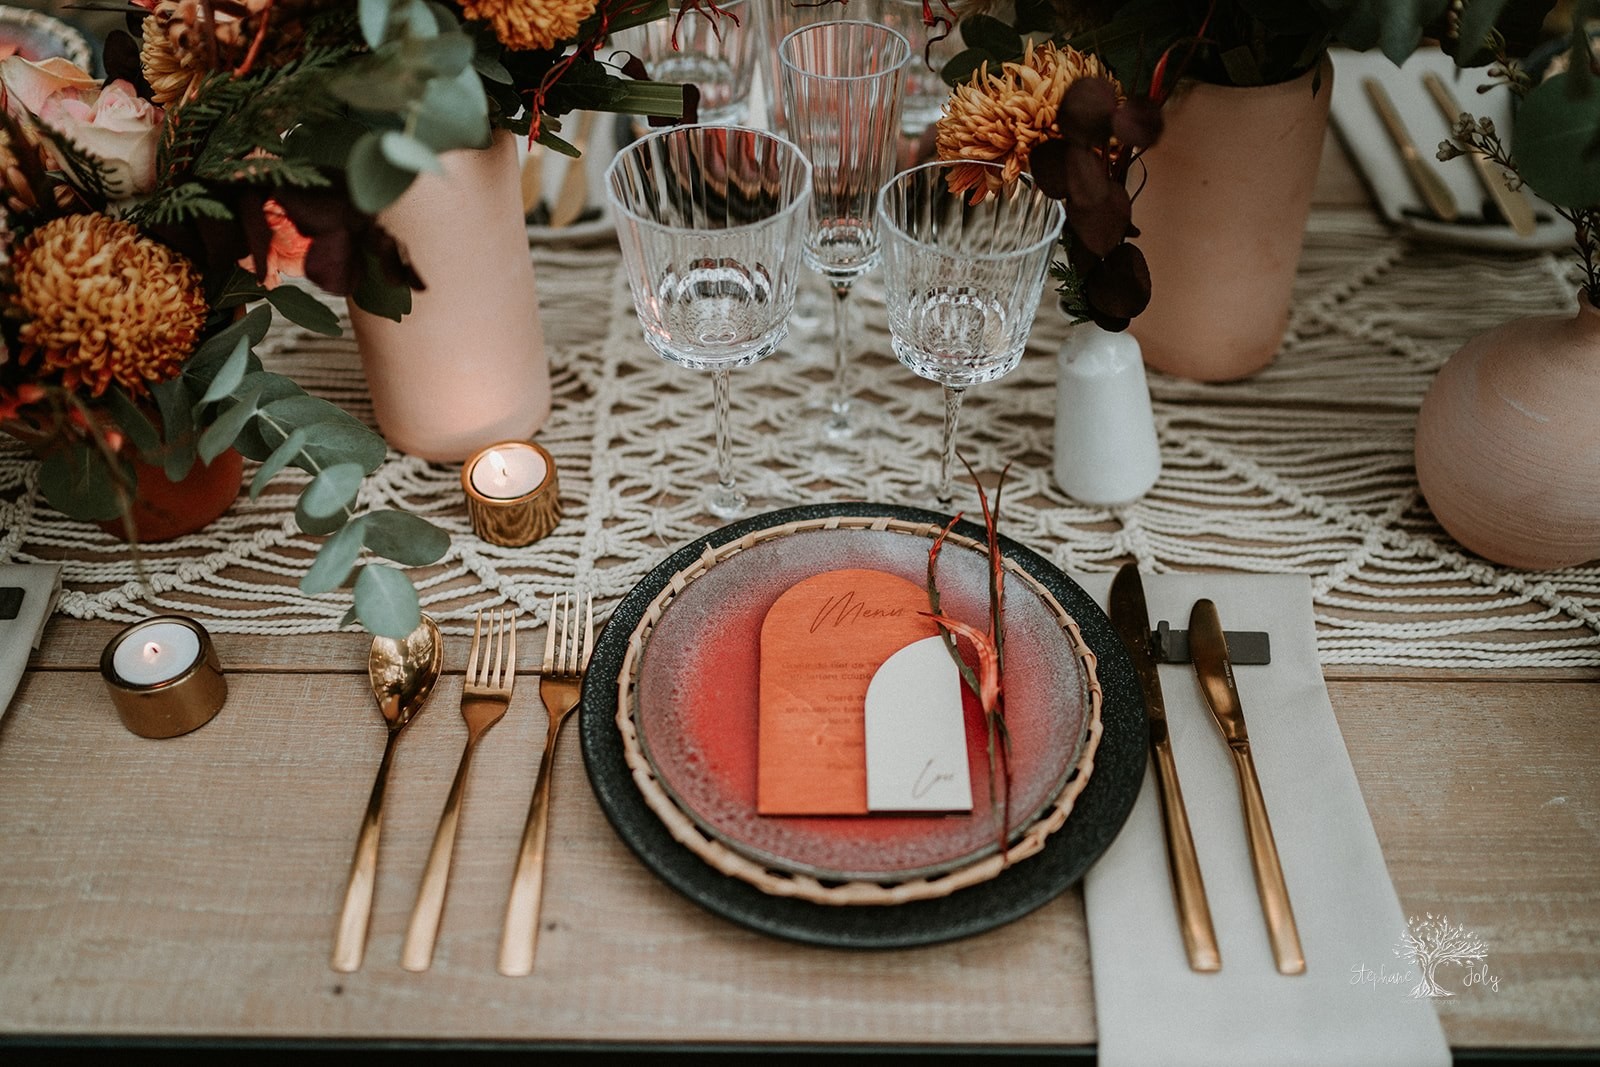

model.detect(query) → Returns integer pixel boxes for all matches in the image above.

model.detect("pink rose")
[0,55,97,114]
[1,58,163,199]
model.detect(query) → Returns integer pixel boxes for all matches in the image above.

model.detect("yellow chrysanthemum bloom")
[14,214,209,397]
[935,40,1119,200]
[460,0,600,52]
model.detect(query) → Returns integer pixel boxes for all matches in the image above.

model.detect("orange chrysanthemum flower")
[460,0,599,52]
[13,214,209,397]
[935,40,1119,199]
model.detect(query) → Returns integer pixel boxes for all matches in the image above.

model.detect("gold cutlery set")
[1362,72,1537,235]
[331,593,594,975]
[1110,564,1305,976]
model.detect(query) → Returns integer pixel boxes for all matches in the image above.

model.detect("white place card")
[864,636,973,812]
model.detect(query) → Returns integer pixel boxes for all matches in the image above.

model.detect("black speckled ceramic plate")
[579,502,1148,949]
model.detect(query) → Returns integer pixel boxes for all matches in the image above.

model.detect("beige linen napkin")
[0,564,60,720]
[1077,572,1449,1067]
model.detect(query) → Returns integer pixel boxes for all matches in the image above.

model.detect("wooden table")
[2,138,1597,1058]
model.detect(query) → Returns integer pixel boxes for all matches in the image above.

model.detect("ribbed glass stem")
[939,384,966,507]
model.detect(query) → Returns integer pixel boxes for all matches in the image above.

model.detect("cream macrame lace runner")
[3,212,1597,667]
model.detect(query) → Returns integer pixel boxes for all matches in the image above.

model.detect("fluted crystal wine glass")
[779,20,909,439]
[605,125,813,518]
[877,160,1065,505]
[619,0,758,126]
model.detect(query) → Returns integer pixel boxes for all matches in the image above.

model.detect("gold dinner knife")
[1420,70,1537,237]
[1362,76,1458,223]
[1109,565,1221,973]
[1188,599,1306,976]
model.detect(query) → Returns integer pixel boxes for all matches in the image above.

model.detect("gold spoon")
[331,614,443,973]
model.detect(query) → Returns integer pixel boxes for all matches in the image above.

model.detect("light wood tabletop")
[1,135,1597,1058]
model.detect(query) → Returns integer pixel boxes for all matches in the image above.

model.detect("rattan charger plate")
[614,513,1105,906]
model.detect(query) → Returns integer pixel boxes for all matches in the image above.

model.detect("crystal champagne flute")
[605,125,813,518]
[779,20,909,439]
[876,160,1065,504]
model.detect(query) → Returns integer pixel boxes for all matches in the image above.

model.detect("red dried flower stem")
[672,0,740,51]
[234,0,275,78]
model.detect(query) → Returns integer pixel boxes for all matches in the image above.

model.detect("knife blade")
[1108,564,1221,973]
[1420,70,1538,237]
[1362,76,1458,223]
[1188,598,1306,976]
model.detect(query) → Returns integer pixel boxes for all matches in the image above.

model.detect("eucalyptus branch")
[1440,114,1600,306]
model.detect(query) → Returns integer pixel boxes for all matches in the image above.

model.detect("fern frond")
[127,182,234,226]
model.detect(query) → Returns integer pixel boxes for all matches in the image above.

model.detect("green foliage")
[1512,71,1600,210]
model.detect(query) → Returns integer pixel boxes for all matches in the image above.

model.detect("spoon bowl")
[332,614,443,972]
[370,615,444,730]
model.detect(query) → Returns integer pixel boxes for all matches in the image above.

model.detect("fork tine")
[558,593,573,677]
[467,609,484,686]
[489,608,505,691]
[581,591,594,669]
[542,594,558,674]
[503,610,517,690]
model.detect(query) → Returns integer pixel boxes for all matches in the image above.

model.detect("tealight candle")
[470,444,547,499]
[462,440,562,547]
[100,616,227,739]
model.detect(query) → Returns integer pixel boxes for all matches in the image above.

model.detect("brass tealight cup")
[99,615,227,739]
[461,440,562,547]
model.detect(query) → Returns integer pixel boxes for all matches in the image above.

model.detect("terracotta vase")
[349,131,552,462]
[96,449,244,542]
[1414,296,1600,570]
[1129,59,1333,382]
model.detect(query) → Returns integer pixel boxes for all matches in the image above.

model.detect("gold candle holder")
[462,440,562,547]
[100,615,227,739]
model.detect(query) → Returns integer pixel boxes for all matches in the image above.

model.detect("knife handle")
[1151,741,1222,973]
[1229,745,1306,975]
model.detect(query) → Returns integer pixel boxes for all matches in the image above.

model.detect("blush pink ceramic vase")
[1414,295,1600,570]
[1129,60,1332,382]
[349,131,551,462]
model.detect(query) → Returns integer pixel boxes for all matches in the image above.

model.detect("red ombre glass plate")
[620,514,1100,889]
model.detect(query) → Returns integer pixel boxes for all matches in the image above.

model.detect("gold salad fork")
[498,590,592,977]
[401,608,516,972]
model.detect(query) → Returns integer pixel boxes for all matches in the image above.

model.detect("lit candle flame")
[143,641,162,661]
[487,450,509,482]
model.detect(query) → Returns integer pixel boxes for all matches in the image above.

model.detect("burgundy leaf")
[1067,179,1131,258]
[1029,138,1072,199]
[1057,78,1117,146]
[1084,241,1151,320]
[1061,141,1110,206]
[1111,97,1164,152]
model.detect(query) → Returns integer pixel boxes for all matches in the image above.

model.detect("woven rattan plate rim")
[614,514,1105,906]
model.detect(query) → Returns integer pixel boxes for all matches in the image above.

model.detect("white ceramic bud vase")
[1053,321,1162,506]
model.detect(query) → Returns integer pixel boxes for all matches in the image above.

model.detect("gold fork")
[498,590,593,977]
[401,608,517,972]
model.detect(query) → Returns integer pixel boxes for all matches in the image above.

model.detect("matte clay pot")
[350,131,551,462]
[96,448,244,542]
[1129,59,1332,382]
[1414,296,1600,570]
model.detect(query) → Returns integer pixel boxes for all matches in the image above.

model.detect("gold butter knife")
[1362,76,1458,223]
[1188,598,1305,976]
[1420,70,1537,237]
[1109,565,1221,973]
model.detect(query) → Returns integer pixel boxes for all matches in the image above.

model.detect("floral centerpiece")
[934,37,1163,330]
[0,0,686,636]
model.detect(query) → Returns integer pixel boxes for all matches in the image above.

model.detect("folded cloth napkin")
[0,564,61,721]
[1078,572,1449,1067]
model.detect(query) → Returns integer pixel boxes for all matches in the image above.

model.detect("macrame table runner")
[3,211,1597,668]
